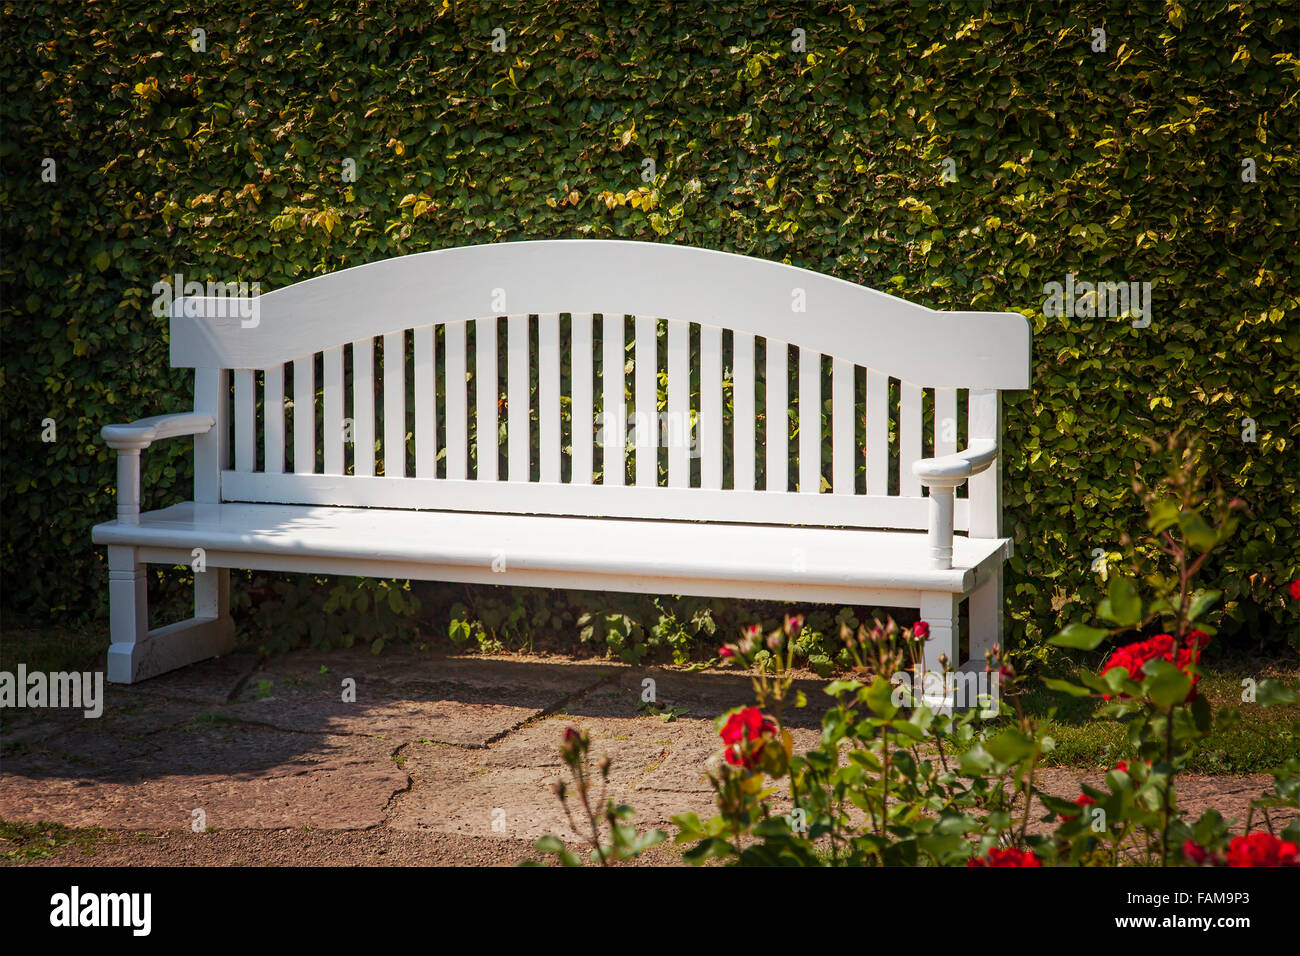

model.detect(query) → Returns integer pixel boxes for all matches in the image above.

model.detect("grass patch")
[1006,661,1300,774]
[0,625,106,674]
[0,819,107,863]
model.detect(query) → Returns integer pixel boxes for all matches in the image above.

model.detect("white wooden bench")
[93,240,1030,684]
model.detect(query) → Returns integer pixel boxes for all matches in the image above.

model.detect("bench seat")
[94,502,1011,605]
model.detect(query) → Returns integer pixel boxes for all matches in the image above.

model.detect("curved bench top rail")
[170,240,1030,389]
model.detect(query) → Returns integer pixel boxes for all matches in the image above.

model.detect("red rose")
[1225,832,1300,867]
[718,646,734,658]
[913,621,930,639]
[1183,840,1209,865]
[560,726,586,763]
[1062,793,1096,822]
[1100,631,1209,702]
[1290,578,1300,601]
[720,706,778,770]
[967,847,1041,867]
[1114,761,1128,773]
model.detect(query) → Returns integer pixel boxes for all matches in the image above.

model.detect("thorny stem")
[879,725,890,839]
[573,755,610,866]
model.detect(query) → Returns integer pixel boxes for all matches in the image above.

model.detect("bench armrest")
[911,439,998,486]
[101,412,215,451]
[102,413,214,523]
[911,439,999,570]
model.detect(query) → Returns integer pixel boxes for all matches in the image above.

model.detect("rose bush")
[534,437,1299,867]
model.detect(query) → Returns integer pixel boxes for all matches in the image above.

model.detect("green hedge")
[2,0,1297,652]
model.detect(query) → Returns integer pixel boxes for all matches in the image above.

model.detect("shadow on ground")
[0,647,827,852]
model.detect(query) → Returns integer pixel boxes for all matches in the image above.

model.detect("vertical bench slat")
[765,340,788,491]
[445,322,468,480]
[700,325,723,490]
[967,388,1002,536]
[602,314,624,486]
[382,332,405,478]
[507,315,529,481]
[475,318,498,481]
[935,386,957,458]
[900,381,922,496]
[799,348,821,494]
[538,314,561,483]
[323,346,344,475]
[732,333,755,491]
[351,339,375,477]
[667,320,690,488]
[832,358,854,494]
[865,369,888,495]
[194,367,228,501]
[263,364,285,474]
[293,356,314,475]
[571,314,594,485]
[234,368,255,472]
[414,327,436,478]
[635,317,656,487]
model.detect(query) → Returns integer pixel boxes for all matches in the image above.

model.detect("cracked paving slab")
[386,673,824,843]
[0,721,406,831]
[572,664,835,730]
[2,649,624,833]
[2,697,209,768]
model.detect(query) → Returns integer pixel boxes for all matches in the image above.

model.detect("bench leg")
[106,546,236,683]
[919,592,960,674]
[969,565,1002,666]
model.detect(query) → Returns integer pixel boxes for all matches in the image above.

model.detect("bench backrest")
[172,240,1030,538]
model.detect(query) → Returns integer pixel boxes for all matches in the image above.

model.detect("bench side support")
[103,370,235,683]
[106,545,236,683]
[919,591,960,673]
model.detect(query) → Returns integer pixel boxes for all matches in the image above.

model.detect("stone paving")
[0,648,824,856]
[0,647,1288,865]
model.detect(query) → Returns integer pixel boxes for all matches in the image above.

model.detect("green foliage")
[237,577,421,654]
[2,1,1297,652]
